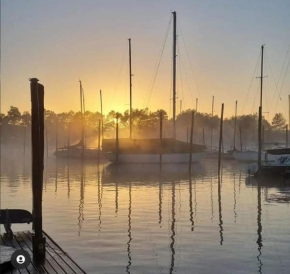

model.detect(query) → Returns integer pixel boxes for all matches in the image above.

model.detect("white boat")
[54,146,102,159]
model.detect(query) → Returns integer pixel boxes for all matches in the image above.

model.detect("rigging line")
[109,46,127,106]
[144,15,172,109]
[277,42,290,86]
[241,50,261,115]
[274,50,290,115]
[177,19,204,111]
[266,52,286,116]
[178,47,195,105]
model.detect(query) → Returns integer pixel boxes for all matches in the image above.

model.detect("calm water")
[1,156,290,274]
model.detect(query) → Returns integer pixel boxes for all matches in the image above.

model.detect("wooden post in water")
[239,125,243,151]
[67,122,70,159]
[116,114,119,163]
[218,104,224,176]
[45,126,48,158]
[55,118,58,153]
[189,111,195,172]
[159,111,163,168]
[23,126,26,156]
[30,78,46,263]
[98,119,101,164]
[286,125,288,148]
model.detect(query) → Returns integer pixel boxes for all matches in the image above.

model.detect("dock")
[0,230,86,274]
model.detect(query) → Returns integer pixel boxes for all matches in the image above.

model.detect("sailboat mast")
[258,45,264,170]
[79,81,85,150]
[211,95,214,151]
[129,38,133,139]
[172,11,177,139]
[100,90,104,139]
[233,100,238,150]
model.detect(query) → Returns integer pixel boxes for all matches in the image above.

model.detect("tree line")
[1,106,288,152]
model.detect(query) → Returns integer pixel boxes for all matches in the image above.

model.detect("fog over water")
[1,153,290,273]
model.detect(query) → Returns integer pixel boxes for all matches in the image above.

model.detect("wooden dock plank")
[1,231,86,274]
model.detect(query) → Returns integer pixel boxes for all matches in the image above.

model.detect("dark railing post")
[30,78,46,264]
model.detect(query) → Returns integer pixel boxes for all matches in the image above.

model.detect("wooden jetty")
[0,230,86,274]
[0,78,86,273]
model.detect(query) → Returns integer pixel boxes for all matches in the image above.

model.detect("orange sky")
[1,0,290,121]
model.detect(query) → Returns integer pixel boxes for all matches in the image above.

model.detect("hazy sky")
[1,0,290,120]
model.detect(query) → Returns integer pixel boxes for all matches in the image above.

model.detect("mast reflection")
[218,177,224,245]
[158,181,162,227]
[257,181,263,273]
[78,161,85,236]
[170,181,176,274]
[188,177,194,231]
[97,166,103,232]
[126,182,132,274]
[233,173,237,222]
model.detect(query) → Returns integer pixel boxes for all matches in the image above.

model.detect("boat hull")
[54,148,102,159]
[104,152,206,164]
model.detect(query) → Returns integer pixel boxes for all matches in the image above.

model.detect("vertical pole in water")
[286,125,288,148]
[172,11,177,139]
[203,128,205,146]
[218,104,224,177]
[55,118,58,153]
[159,111,163,169]
[233,100,238,150]
[23,126,26,156]
[116,114,119,163]
[189,111,195,172]
[239,125,243,151]
[211,96,214,151]
[45,126,48,158]
[288,95,290,130]
[129,38,133,139]
[98,119,101,164]
[67,122,70,159]
[100,90,104,139]
[30,78,46,263]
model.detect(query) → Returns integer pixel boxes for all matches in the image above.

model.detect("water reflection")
[126,182,132,274]
[170,181,176,274]
[2,158,290,274]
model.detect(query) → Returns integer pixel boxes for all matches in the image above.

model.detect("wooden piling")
[45,126,48,158]
[67,122,70,159]
[286,125,288,148]
[218,104,224,176]
[116,114,119,163]
[30,78,46,263]
[23,126,26,156]
[159,111,163,168]
[189,111,195,172]
[98,119,101,164]
[239,125,243,151]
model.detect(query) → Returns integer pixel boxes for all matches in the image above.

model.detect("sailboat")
[54,81,101,159]
[102,12,206,164]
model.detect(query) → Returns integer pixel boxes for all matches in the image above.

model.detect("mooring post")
[23,126,26,156]
[159,111,163,169]
[30,78,46,264]
[218,104,224,177]
[189,111,195,172]
[239,125,243,151]
[286,125,288,148]
[116,114,119,163]
[98,119,101,164]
